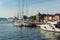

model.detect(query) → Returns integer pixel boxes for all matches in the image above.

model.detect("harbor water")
[0,21,60,40]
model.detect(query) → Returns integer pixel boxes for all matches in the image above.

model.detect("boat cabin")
[55,21,60,28]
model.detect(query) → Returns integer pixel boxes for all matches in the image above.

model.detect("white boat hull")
[14,19,28,27]
[14,22,21,26]
[37,24,60,33]
[14,20,24,26]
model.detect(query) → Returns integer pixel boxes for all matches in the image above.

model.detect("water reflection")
[9,27,41,40]
[40,29,60,40]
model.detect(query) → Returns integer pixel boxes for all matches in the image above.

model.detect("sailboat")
[14,0,28,27]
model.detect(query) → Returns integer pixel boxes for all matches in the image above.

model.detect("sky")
[0,0,60,18]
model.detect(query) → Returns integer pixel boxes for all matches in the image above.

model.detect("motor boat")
[37,21,60,33]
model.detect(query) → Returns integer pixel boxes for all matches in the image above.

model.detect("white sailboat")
[14,0,28,26]
[14,0,23,26]
[37,21,60,33]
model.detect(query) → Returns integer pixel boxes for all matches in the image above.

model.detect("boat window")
[57,21,60,23]
[52,27,54,29]
[54,24,57,27]
[55,22,60,28]
[44,26,46,28]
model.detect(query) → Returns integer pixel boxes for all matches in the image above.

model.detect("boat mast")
[22,0,24,19]
[26,0,28,16]
[17,0,20,19]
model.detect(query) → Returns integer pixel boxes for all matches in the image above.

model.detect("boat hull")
[37,25,60,33]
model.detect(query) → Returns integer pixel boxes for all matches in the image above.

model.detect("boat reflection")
[40,29,60,40]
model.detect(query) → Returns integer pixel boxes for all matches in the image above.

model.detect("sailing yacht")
[14,19,24,26]
[14,0,23,26]
[14,0,28,27]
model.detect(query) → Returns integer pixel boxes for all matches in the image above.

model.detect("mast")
[22,0,24,19]
[17,0,20,19]
[26,0,28,16]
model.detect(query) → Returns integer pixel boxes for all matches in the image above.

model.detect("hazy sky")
[0,0,60,18]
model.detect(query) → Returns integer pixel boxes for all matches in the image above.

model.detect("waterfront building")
[53,14,60,21]
[36,12,60,21]
[44,15,49,21]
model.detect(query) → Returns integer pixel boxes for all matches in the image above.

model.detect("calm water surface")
[0,22,60,40]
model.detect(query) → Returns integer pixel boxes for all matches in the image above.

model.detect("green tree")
[29,16,36,21]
